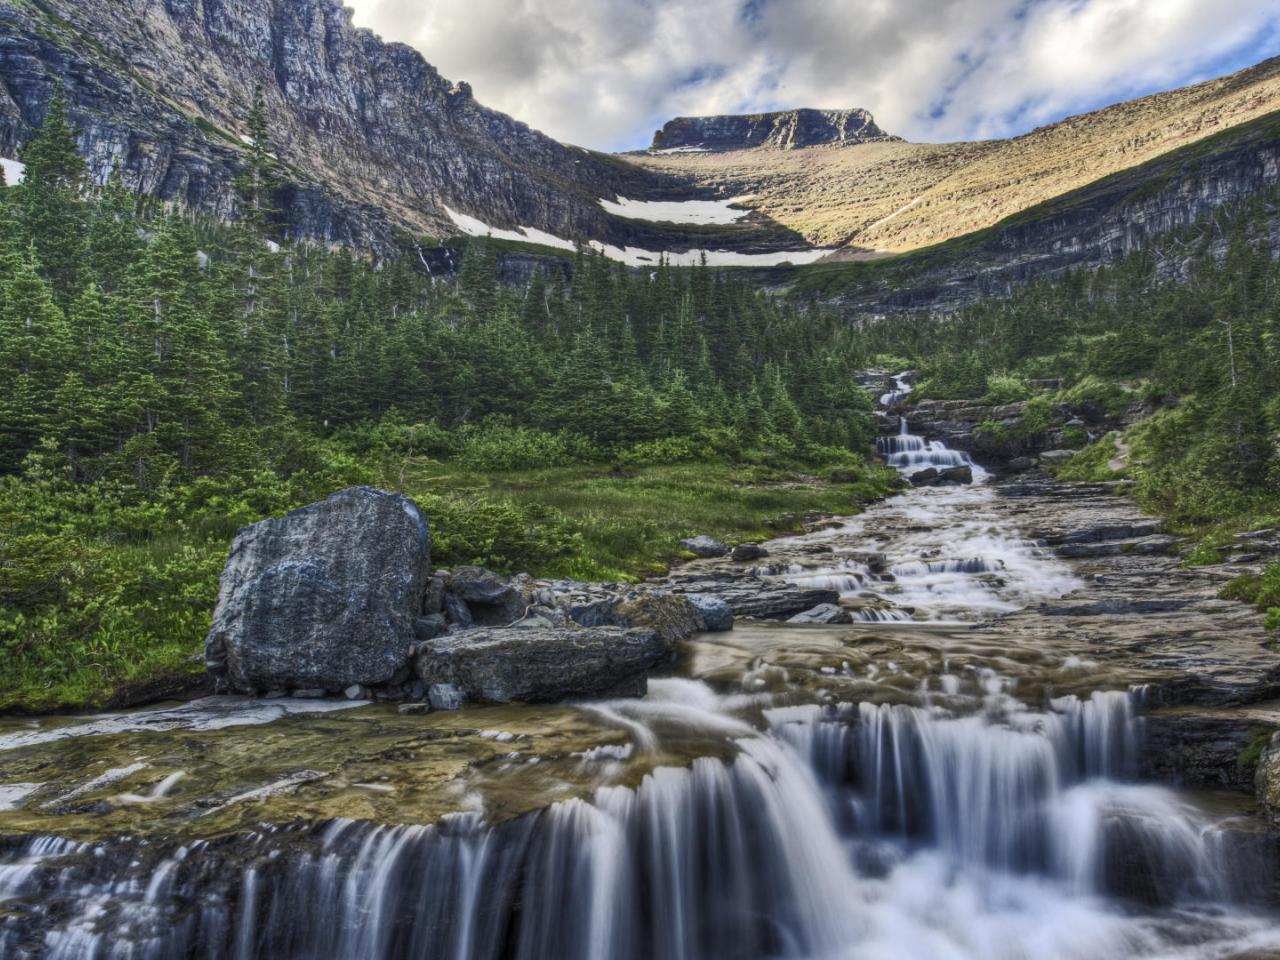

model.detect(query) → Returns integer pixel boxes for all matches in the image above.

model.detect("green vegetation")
[1221,565,1280,632]
[0,97,894,711]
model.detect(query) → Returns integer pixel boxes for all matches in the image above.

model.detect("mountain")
[650,108,899,151]
[1,0,1279,284]
[628,57,1280,255]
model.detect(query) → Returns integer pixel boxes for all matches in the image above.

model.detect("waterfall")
[3,690,1275,960]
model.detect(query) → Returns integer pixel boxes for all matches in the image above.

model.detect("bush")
[982,374,1032,405]
[1058,376,1131,415]
[615,436,706,467]
[456,425,588,471]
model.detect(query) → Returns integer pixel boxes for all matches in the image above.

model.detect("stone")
[787,603,853,625]
[413,614,448,642]
[397,702,432,715]
[938,466,973,485]
[909,468,940,487]
[446,567,530,625]
[1007,457,1036,472]
[443,592,473,627]
[730,543,769,562]
[686,594,734,632]
[1040,449,1077,466]
[422,576,446,615]
[427,683,466,711]
[415,627,669,706]
[681,535,730,558]
[205,487,431,694]
[343,684,367,701]
[614,593,704,645]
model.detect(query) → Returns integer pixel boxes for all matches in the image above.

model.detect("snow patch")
[648,146,711,155]
[445,205,832,268]
[599,196,755,225]
[1,158,25,186]
[444,205,577,253]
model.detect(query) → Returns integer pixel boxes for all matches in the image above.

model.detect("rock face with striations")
[205,487,432,693]
[651,108,897,151]
[0,0,667,251]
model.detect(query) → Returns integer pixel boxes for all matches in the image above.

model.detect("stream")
[2,375,1279,959]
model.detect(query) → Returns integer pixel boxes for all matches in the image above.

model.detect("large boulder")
[205,487,432,693]
[414,626,669,706]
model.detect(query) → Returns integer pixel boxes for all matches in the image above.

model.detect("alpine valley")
[2,2,1280,959]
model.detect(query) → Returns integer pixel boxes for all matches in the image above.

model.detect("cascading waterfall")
[2,683,1276,960]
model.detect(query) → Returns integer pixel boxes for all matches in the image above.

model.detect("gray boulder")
[787,603,853,625]
[681,535,730,558]
[939,465,974,485]
[909,468,940,487]
[731,543,769,562]
[414,626,669,706]
[205,487,432,694]
[687,594,734,632]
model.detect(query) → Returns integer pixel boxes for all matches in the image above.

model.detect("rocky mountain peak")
[650,107,899,151]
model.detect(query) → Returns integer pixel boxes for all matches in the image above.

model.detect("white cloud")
[347,0,1280,150]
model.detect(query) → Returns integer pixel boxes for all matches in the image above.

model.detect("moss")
[1238,727,1276,775]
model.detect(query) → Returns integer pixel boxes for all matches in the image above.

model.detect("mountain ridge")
[650,108,899,151]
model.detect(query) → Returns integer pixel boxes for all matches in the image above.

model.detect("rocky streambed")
[2,380,1280,958]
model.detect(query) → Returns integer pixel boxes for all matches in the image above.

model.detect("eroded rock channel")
[2,375,1279,959]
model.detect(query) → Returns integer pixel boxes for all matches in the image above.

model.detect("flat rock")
[787,603,853,625]
[414,626,669,706]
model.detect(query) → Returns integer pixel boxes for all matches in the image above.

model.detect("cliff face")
[651,108,897,151]
[0,0,669,250]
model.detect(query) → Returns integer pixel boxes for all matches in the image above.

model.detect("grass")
[0,456,899,713]
[415,460,898,581]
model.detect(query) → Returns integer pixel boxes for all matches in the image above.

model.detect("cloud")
[347,0,1280,150]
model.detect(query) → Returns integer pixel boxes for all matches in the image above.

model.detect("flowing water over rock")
[2,375,1279,959]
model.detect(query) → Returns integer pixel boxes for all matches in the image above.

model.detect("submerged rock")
[414,626,669,706]
[205,487,431,694]
[909,467,940,487]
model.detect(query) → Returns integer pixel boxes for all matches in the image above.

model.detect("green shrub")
[456,425,587,471]
[1058,376,1131,415]
[982,374,1032,405]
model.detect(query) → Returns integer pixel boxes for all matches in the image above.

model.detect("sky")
[346,0,1280,152]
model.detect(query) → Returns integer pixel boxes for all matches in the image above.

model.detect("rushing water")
[1,372,1277,959]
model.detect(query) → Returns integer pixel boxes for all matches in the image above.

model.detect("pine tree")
[18,89,87,303]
